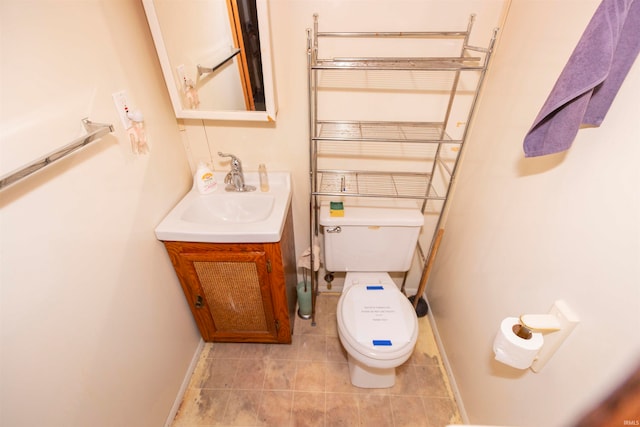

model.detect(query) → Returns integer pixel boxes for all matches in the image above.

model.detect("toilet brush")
[297,268,313,319]
[296,246,320,318]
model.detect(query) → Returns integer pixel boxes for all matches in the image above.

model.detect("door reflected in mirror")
[142,0,277,121]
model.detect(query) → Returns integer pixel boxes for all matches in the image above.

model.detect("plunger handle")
[413,229,444,310]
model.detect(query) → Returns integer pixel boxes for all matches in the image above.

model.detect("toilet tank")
[319,200,423,272]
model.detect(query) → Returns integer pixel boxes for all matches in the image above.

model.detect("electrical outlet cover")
[112,90,131,129]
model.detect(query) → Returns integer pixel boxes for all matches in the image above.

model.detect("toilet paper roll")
[493,316,544,369]
[297,245,321,271]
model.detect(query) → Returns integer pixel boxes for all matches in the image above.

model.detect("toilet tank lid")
[319,201,423,227]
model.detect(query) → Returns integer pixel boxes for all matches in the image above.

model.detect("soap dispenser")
[194,162,217,195]
[258,163,269,192]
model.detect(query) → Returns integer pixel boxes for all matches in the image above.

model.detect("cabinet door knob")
[195,295,204,308]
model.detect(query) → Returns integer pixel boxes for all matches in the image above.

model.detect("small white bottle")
[258,163,269,192]
[194,162,217,195]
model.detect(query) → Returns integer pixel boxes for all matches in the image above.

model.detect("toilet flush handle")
[326,226,341,233]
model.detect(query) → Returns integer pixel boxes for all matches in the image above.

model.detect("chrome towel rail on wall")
[0,118,114,191]
[197,47,241,76]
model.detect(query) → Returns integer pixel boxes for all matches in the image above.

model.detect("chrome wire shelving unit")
[306,14,497,325]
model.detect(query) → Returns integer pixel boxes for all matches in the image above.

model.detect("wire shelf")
[315,170,442,200]
[315,121,457,143]
[314,57,483,71]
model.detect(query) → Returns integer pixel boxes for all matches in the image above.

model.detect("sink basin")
[181,193,275,224]
[155,171,291,243]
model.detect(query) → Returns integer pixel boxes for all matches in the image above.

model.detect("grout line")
[288,388,295,426]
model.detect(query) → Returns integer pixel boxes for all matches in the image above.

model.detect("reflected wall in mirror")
[142,0,277,121]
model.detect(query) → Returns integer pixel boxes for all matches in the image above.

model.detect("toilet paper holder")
[514,313,562,339]
[515,300,580,372]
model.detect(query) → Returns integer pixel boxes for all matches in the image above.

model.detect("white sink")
[181,193,275,224]
[155,171,291,243]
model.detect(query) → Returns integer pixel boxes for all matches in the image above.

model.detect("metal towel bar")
[0,118,114,191]
[197,48,241,76]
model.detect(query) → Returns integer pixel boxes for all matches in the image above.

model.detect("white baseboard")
[164,339,205,427]
[427,306,469,424]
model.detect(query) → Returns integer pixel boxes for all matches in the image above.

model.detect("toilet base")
[347,354,395,388]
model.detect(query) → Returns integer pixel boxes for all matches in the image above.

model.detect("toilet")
[319,200,423,388]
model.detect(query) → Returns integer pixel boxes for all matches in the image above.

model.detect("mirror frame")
[142,0,277,122]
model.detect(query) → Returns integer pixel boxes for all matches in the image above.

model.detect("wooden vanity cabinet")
[162,208,297,343]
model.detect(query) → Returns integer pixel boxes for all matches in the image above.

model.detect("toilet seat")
[338,283,417,361]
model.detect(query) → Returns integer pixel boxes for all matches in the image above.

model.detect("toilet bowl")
[337,272,418,388]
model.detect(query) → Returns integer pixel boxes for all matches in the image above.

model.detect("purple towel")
[523,0,640,157]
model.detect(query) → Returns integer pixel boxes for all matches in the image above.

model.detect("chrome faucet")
[217,152,255,192]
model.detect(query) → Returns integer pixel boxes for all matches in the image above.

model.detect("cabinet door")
[164,242,284,343]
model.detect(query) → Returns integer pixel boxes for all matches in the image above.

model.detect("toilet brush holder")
[297,281,312,319]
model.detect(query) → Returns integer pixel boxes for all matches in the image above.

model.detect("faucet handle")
[218,152,242,171]
[218,151,238,162]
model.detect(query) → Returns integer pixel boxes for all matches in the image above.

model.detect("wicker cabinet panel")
[193,260,268,332]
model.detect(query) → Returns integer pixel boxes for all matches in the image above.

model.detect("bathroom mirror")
[142,0,277,121]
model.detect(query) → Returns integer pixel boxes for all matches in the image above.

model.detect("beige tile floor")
[171,294,461,427]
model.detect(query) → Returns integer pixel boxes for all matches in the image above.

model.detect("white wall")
[0,1,200,426]
[3,1,637,426]
[427,1,640,426]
